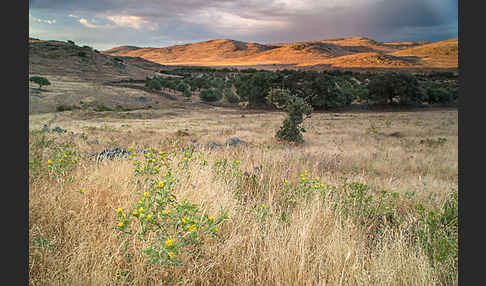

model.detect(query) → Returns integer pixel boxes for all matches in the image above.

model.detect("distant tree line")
[144,68,458,107]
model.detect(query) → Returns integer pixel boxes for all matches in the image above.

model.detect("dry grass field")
[29,106,458,285]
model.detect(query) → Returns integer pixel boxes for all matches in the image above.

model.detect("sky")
[29,0,458,51]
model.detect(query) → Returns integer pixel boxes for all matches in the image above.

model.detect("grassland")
[29,106,457,285]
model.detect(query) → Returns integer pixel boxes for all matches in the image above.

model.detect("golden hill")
[29,39,167,82]
[102,36,457,70]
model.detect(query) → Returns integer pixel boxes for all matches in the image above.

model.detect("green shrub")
[223,88,239,103]
[368,72,425,105]
[146,78,162,91]
[118,148,229,266]
[426,88,453,104]
[29,76,51,89]
[199,89,221,102]
[56,104,80,112]
[270,89,313,143]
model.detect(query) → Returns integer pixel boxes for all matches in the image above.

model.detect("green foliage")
[368,72,425,105]
[145,77,162,91]
[415,192,458,266]
[183,88,192,97]
[273,91,313,143]
[29,131,55,177]
[223,88,239,103]
[56,104,81,112]
[426,88,453,104]
[199,89,222,102]
[29,76,51,89]
[118,147,229,266]
[176,82,188,92]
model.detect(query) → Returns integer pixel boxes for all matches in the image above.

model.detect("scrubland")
[29,107,458,285]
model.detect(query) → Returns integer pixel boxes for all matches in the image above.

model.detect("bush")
[426,88,453,104]
[368,72,425,105]
[199,89,221,102]
[56,104,80,112]
[29,76,51,89]
[269,88,313,143]
[223,88,239,103]
[183,89,192,98]
[146,78,162,91]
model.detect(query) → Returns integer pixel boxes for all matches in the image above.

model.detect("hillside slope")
[102,36,457,69]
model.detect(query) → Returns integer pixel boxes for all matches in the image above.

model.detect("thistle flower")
[165,238,173,247]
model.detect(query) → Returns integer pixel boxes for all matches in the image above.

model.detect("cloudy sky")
[29,0,458,51]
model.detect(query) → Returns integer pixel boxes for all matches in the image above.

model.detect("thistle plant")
[118,146,229,266]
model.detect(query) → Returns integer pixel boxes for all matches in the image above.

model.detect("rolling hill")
[102,36,458,70]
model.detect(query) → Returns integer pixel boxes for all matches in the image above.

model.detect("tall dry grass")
[29,108,457,285]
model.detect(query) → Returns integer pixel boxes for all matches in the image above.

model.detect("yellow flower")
[169,196,174,201]
[215,227,219,232]
[284,179,288,184]
[188,225,197,232]
[158,181,164,188]
[151,159,155,163]
[132,152,136,156]
[133,210,138,215]
[47,159,52,164]
[144,192,150,198]
[117,208,123,213]
[162,209,170,215]
[316,177,320,181]
[165,238,173,247]
[181,217,187,224]
[80,188,85,194]
[64,154,67,158]
[209,216,215,222]
[139,207,144,213]
[118,222,124,228]
[168,251,176,259]
[147,214,152,220]
[261,203,265,208]
[140,213,144,218]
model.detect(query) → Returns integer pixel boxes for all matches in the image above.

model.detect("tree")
[368,72,425,105]
[199,89,221,102]
[29,76,51,90]
[145,77,161,91]
[267,88,313,143]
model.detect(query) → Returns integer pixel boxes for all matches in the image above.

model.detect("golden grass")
[29,107,457,285]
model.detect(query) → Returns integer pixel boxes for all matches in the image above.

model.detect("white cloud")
[29,13,56,24]
[187,9,287,35]
[106,15,158,31]
[79,18,102,29]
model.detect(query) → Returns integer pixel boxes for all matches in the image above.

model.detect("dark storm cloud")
[29,0,458,50]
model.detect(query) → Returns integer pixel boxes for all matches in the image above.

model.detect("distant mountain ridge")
[102,36,458,69]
